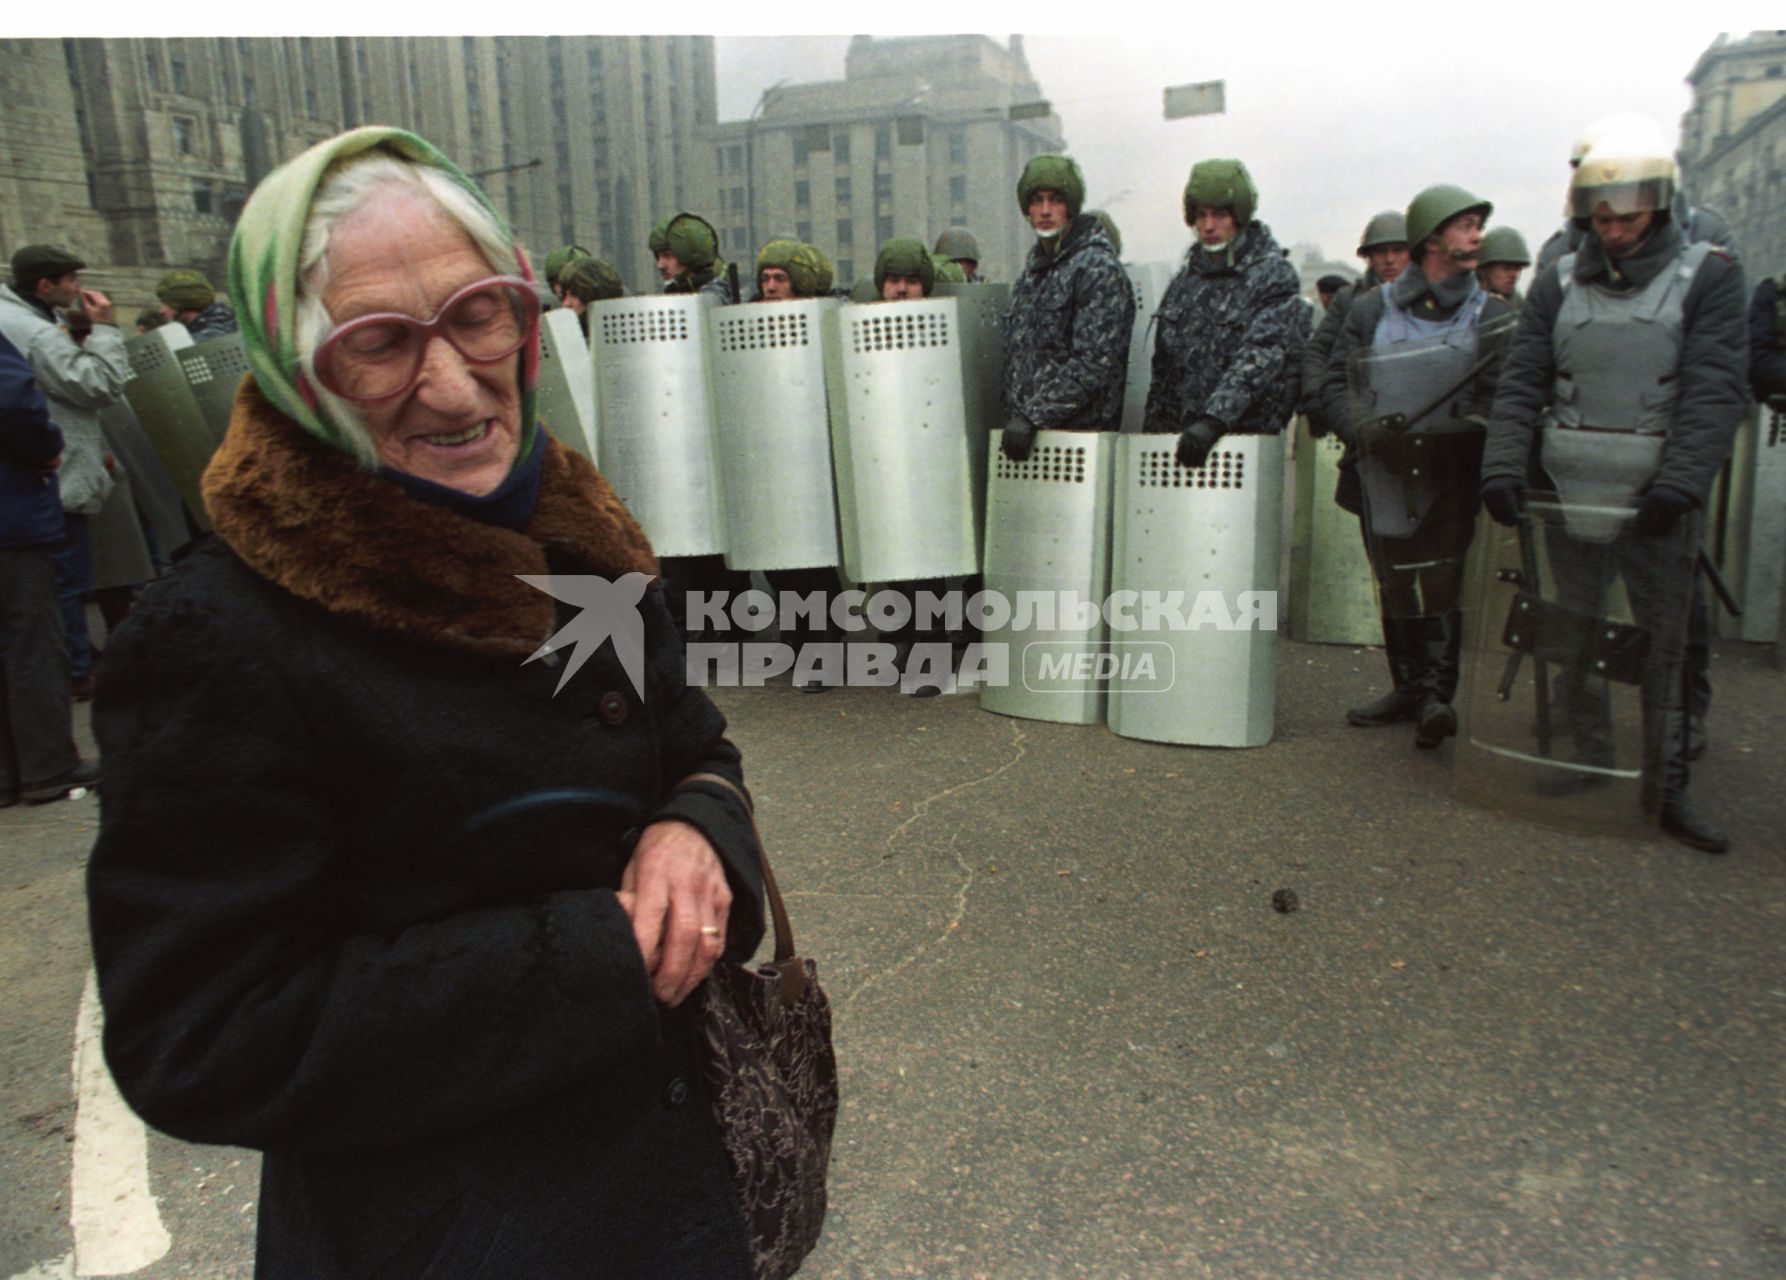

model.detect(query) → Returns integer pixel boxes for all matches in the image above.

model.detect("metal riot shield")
[936,280,1010,555]
[1456,492,1699,835]
[822,298,980,583]
[591,294,727,558]
[1106,433,1283,747]
[98,400,192,559]
[1287,418,1382,645]
[1347,326,1492,620]
[1711,402,1785,642]
[979,429,1118,725]
[120,325,214,531]
[177,333,252,446]
[708,299,842,571]
[535,308,598,459]
[1120,263,1175,435]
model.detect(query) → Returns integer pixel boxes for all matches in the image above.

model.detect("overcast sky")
[713,19,1768,271]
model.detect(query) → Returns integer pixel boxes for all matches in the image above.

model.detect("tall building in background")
[0,35,715,302]
[1678,30,1786,270]
[690,35,1066,288]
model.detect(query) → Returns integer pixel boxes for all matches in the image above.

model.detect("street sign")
[1164,80,1226,120]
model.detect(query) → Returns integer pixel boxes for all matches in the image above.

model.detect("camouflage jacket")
[1142,221,1305,436]
[1001,215,1135,429]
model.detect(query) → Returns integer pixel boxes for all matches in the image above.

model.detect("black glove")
[1175,417,1224,469]
[1634,484,1693,538]
[1000,419,1036,462]
[1766,394,1786,417]
[1480,477,1526,527]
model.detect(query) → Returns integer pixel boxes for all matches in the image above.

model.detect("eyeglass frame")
[310,274,541,404]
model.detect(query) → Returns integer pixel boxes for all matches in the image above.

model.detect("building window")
[716,146,727,174]
[796,221,812,242]
[833,132,850,163]
[795,180,810,208]
[144,49,162,92]
[191,180,213,215]
[836,218,853,246]
[875,124,891,159]
[876,216,893,244]
[874,173,893,201]
[728,144,744,171]
[949,127,967,164]
[793,133,809,167]
[173,116,196,155]
[838,258,853,284]
[594,138,609,169]
[896,116,923,146]
[170,53,191,95]
[730,186,745,213]
[835,176,851,205]
[949,176,967,203]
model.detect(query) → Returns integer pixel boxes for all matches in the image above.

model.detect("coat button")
[597,691,628,725]
[663,1076,690,1108]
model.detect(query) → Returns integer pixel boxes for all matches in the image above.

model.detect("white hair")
[292,150,520,465]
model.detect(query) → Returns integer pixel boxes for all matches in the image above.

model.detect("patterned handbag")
[679,773,838,1280]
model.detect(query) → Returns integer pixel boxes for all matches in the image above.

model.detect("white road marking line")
[70,969,171,1275]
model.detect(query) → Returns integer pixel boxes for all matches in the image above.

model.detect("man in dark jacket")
[1142,158,1305,467]
[999,155,1135,461]
[155,269,238,343]
[1301,211,1409,441]
[1320,184,1515,748]
[1480,117,1748,853]
[0,330,98,805]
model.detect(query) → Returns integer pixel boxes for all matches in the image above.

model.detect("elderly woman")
[85,127,764,1278]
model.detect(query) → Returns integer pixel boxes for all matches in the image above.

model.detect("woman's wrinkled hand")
[615,820,731,1007]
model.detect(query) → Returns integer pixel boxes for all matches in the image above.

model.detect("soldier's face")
[880,273,926,300]
[1193,207,1239,247]
[1479,263,1523,297]
[556,286,586,315]
[759,267,794,300]
[1590,205,1655,260]
[1436,213,1484,266]
[1365,244,1411,283]
[1026,190,1068,234]
[654,249,683,281]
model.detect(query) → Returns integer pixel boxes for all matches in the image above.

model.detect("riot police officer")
[1301,211,1410,442]
[1476,227,1532,306]
[1321,185,1515,748]
[1000,155,1134,461]
[1142,158,1304,467]
[1481,116,1748,852]
[656,213,736,303]
[555,254,625,337]
[543,244,591,293]
[933,227,984,283]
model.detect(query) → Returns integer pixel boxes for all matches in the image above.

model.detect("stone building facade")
[0,35,715,306]
[690,35,1066,289]
[1678,30,1786,274]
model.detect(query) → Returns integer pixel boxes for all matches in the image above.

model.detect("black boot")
[1413,612,1461,750]
[1660,792,1730,853]
[1535,666,1616,795]
[1347,616,1424,726]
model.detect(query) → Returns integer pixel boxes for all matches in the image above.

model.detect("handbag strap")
[674,772,807,1007]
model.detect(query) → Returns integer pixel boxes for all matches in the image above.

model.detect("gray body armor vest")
[1540,241,1710,543]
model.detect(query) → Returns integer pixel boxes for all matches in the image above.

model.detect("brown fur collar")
[201,380,658,657]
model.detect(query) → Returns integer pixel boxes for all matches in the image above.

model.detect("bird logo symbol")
[516,572,654,698]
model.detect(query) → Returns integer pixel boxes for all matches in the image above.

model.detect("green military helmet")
[932,255,968,285]
[1477,226,1531,267]
[1405,184,1492,249]
[1356,210,1408,256]
[792,243,834,296]
[1086,208,1123,256]
[1016,155,1086,219]
[647,217,674,255]
[664,213,720,273]
[155,268,216,312]
[1182,159,1258,227]
[755,237,801,281]
[543,244,591,288]
[873,237,935,296]
[559,255,625,305]
[934,226,981,262]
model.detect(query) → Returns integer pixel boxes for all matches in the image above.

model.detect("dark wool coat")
[0,330,65,549]
[1141,221,1305,438]
[87,383,766,1280]
[1001,214,1136,429]
[1481,221,1749,505]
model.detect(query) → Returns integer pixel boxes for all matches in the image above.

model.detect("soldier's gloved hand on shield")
[1175,417,1224,469]
[1634,484,1693,537]
[1001,417,1037,462]
[1480,477,1526,527]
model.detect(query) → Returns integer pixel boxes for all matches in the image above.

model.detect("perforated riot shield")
[1711,402,1785,642]
[98,400,192,559]
[1105,433,1283,747]
[823,298,979,583]
[536,308,598,459]
[936,280,1009,540]
[1456,492,1699,835]
[1120,263,1175,435]
[591,294,726,558]
[1347,325,1496,620]
[120,325,213,530]
[177,333,252,446]
[708,299,842,571]
[979,429,1117,725]
[1287,418,1381,645]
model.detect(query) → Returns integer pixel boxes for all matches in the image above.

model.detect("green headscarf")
[225,125,539,464]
